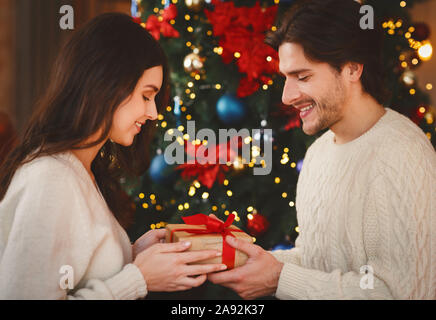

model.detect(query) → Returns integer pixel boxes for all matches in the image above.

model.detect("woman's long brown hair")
[0,13,169,229]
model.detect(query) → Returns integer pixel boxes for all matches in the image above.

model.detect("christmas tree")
[124,0,435,299]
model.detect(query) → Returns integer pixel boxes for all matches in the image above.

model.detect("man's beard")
[302,77,346,135]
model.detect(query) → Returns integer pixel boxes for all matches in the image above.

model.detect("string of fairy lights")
[133,0,434,237]
[137,143,301,237]
[381,1,434,140]
[129,1,299,235]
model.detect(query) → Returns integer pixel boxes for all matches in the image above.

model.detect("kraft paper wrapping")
[165,223,253,268]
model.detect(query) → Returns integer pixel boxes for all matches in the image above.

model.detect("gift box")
[165,214,253,269]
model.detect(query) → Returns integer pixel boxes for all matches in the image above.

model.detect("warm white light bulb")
[418,42,433,61]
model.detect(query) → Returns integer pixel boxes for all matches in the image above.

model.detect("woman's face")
[109,65,163,146]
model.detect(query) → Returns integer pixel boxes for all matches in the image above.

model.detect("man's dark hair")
[266,0,388,105]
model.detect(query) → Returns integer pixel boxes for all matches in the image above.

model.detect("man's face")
[279,42,348,135]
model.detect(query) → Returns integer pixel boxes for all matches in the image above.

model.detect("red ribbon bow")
[205,0,279,97]
[176,136,242,189]
[145,4,180,40]
[170,214,243,269]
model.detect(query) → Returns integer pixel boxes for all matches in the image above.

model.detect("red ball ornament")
[246,213,269,236]
[410,105,428,125]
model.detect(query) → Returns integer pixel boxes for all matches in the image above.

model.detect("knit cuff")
[105,264,147,300]
[275,263,311,300]
[270,249,300,265]
[270,250,288,263]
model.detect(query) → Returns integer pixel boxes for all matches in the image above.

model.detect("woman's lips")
[134,121,143,133]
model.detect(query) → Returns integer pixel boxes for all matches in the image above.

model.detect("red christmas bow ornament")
[205,0,279,98]
[177,136,242,189]
[145,4,180,40]
[177,163,229,189]
[170,214,243,269]
[185,136,241,164]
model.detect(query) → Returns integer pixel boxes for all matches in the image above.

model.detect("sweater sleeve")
[270,235,302,265]
[0,164,147,300]
[66,264,147,300]
[275,144,436,300]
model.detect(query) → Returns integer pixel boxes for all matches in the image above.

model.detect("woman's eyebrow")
[143,84,160,92]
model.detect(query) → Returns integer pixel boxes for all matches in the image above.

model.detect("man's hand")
[207,235,284,300]
[132,229,167,260]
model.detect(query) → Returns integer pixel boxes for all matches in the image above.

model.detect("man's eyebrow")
[280,68,312,76]
[143,85,160,92]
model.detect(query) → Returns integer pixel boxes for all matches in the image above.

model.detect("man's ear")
[345,62,364,82]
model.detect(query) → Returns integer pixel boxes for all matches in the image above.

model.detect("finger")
[153,228,167,240]
[184,263,227,276]
[179,250,221,264]
[167,285,191,292]
[178,274,207,288]
[207,268,241,284]
[225,236,260,257]
[157,241,191,253]
[206,274,239,291]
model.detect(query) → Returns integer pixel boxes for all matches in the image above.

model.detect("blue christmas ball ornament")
[296,159,304,173]
[148,154,177,185]
[272,243,294,251]
[216,94,246,125]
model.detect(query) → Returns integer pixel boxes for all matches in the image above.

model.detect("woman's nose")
[146,100,158,121]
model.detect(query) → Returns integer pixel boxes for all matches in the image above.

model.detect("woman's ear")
[345,62,364,83]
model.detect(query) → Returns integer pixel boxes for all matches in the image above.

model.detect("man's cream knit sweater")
[0,150,147,299]
[271,107,436,299]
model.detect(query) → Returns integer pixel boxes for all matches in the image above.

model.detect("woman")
[0,13,226,299]
[0,111,17,164]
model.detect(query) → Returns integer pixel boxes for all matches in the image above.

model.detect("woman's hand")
[133,241,227,292]
[132,229,167,260]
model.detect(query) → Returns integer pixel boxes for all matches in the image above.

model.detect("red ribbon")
[170,214,243,269]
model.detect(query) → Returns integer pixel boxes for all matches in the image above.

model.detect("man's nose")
[282,79,301,106]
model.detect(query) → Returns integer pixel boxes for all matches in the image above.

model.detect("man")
[208,0,436,299]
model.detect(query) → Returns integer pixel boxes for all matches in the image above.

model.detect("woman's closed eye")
[143,95,151,102]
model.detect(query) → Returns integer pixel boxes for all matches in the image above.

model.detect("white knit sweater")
[271,107,436,299]
[0,151,147,299]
